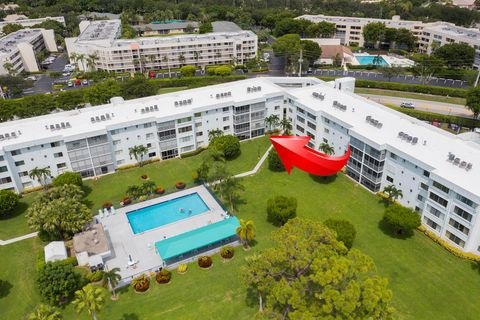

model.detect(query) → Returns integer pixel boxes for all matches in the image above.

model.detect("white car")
[26,75,37,81]
[400,102,415,109]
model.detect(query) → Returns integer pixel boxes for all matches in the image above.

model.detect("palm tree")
[3,62,15,76]
[236,219,255,249]
[279,118,292,135]
[372,54,382,66]
[179,53,186,66]
[28,304,62,320]
[86,53,98,71]
[219,176,244,213]
[383,185,403,202]
[128,145,148,167]
[319,142,335,155]
[193,51,200,65]
[29,167,51,189]
[208,129,223,141]
[77,53,86,71]
[162,55,171,77]
[69,52,78,67]
[264,114,280,132]
[102,267,121,299]
[72,284,104,320]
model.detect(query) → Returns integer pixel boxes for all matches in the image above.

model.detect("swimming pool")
[127,193,210,234]
[355,55,388,66]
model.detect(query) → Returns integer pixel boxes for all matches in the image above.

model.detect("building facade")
[65,20,257,73]
[0,16,65,33]
[298,14,480,67]
[0,28,57,75]
[0,77,478,254]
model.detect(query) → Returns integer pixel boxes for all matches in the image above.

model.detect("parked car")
[62,72,71,76]
[82,79,89,85]
[67,81,73,87]
[400,102,415,109]
[74,79,81,86]
[25,75,37,81]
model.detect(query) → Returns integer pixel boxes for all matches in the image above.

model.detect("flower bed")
[155,269,172,284]
[120,197,132,206]
[155,187,165,195]
[141,174,148,180]
[177,264,188,274]
[132,274,150,293]
[102,201,113,209]
[197,256,213,269]
[175,181,186,190]
[220,246,234,261]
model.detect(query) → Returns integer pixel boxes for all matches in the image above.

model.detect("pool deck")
[98,185,227,279]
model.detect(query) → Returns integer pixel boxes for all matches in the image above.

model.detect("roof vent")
[466,163,473,171]
[454,157,461,165]
[460,161,467,168]
[448,153,455,161]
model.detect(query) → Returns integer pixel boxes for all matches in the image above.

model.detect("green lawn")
[1,136,480,319]
[355,88,466,105]
[0,196,35,239]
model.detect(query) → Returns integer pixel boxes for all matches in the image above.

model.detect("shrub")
[197,256,213,268]
[52,172,83,187]
[155,269,172,284]
[214,65,233,76]
[121,196,132,205]
[220,246,234,259]
[323,219,357,249]
[37,261,84,304]
[139,195,148,202]
[36,250,45,272]
[177,264,188,274]
[155,187,165,195]
[131,274,150,292]
[141,181,156,195]
[87,270,103,283]
[180,147,207,158]
[383,204,421,235]
[60,256,78,267]
[387,105,479,128]
[267,196,297,226]
[0,189,20,217]
[176,181,186,189]
[141,174,148,180]
[268,149,285,172]
[180,65,197,77]
[210,135,241,160]
[191,171,199,182]
[102,202,112,209]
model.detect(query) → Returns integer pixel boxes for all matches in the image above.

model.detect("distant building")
[451,0,476,10]
[0,3,19,11]
[65,20,257,73]
[0,16,66,33]
[304,38,354,66]
[135,20,199,36]
[0,28,58,75]
[297,14,480,68]
[3,14,28,22]
[78,12,121,21]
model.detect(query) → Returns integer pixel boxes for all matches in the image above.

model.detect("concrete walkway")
[0,232,38,246]
[0,144,274,246]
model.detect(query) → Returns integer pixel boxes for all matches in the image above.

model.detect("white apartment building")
[0,77,478,253]
[0,28,58,75]
[65,20,257,73]
[298,14,480,67]
[0,16,65,33]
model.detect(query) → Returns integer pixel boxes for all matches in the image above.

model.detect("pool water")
[127,193,210,234]
[355,55,388,66]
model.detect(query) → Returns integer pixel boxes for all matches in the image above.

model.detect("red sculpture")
[270,136,350,176]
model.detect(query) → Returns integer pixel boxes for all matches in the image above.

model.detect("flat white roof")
[423,22,480,43]
[288,80,480,196]
[0,28,43,58]
[297,14,422,27]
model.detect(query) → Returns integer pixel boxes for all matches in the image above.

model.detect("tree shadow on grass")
[471,261,480,275]
[377,198,391,209]
[244,287,259,308]
[0,201,28,221]
[378,218,414,240]
[309,173,337,184]
[120,313,139,320]
[0,280,12,298]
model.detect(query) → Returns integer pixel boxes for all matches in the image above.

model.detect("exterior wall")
[17,42,38,72]
[40,29,58,52]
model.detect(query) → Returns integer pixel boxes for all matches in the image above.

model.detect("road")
[22,54,70,96]
[359,93,474,118]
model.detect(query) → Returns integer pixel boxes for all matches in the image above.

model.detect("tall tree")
[128,145,148,167]
[301,40,322,67]
[383,185,403,202]
[363,22,386,48]
[72,284,104,320]
[86,53,99,71]
[3,23,23,35]
[29,167,51,189]
[219,176,244,213]
[264,114,280,131]
[433,43,475,68]
[305,21,336,38]
[411,54,445,84]
[319,142,334,155]
[279,118,292,135]
[383,204,421,235]
[242,218,394,318]
[466,87,480,119]
[380,66,404,81]
[102,268,121,299]
[236,219,256,249]
[394,28,416,51]
[272,34,302,74]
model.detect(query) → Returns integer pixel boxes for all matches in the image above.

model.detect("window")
[417,194,424,202]
[196,131,203,137]
[117,159,125,165]
[194,112,202,117]
[324,128,329,133]
[423,170,430,178]
[11,150,21,156]
[15,160,25,166]
[445,231,465,248]
[223,116,229,121]
[177,117,192,124]
[115,150,122,155]
[420,183,429,191]
[144,123,152,128]
[0,166,7,173]
[113,140,121,145]
[223,126,230,131]
[0,177,12,184]
[427,204,444,219]
[195,122,202,128]
[390,152,397,160]
[455,193,478,209]
[429,192,448,207]
[386,176,393,183]
[222,107,229,112]
[180,145,194,153]
[54,152,63,158]
[274,105,280,110]
[178,126,192,133]
[19,171,28,177]
[180,136,192,143]
[449,218,470,236]
[50,142,60,147]
[307,122,316,130]
[146,143,152,148]
[453,206,473,222]
[297,107,305,114]
[146,133,154,140]
[296,125,305,133]
[57,163,67,169]
[424,217,440,232]
[297,115,305,123]
[433,181,449,194]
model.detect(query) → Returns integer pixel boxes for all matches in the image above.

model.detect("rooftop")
[77,19,121,43]
[0,28,43,58]
[73,224,110,256]
[212,21,243,33]
[297,14,422,27]
[423,22,480,42]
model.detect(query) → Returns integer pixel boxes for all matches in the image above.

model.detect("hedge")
[180,147,207,159]
[317,77,468,98]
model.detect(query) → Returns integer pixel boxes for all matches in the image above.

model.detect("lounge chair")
[98,209,103,218]
[111,207,116,215]
[104,208,109,217]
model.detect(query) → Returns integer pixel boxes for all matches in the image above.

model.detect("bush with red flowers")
[155,269,171,284]
[197,256,213,268]
[175,182,186,190]
[155,187,165,195]
[141,174,148,180]
[102,201,113,209]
